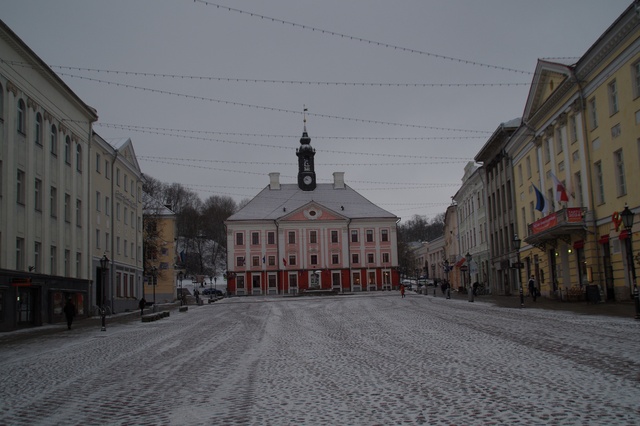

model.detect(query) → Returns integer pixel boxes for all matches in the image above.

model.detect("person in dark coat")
[528,275,537,302]
[400,284,406,298]
[138,297,146,316]
[63,299,76,330]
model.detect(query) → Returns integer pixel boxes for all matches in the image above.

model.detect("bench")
[141,311,171,322]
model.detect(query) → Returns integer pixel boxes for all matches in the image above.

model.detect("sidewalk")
[440,289,637,319]
[0,302,180,345]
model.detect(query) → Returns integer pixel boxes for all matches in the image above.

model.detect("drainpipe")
[569,66,603,289]
[274,220,280,293]
[346,218,352,293]
[110,148,119,314]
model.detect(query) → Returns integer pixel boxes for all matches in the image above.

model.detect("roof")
[143,192,176,216]
[226,183,398,222]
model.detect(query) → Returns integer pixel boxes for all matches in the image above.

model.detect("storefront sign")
[11,278,31,287]
[531,213,558,234]
[566,208,583,223]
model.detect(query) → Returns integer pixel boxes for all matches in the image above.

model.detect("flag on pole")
[549,172,569,202]
[262,256,266,264]
[533,184,546,213]
[283,258,287,266]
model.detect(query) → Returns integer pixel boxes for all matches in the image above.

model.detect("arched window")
[35,113,43,145]
[76,144,82,172]
[50,124,57,155]
[64,136,71,164]
[17,99,26,133]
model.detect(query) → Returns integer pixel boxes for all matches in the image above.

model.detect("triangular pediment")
[523,60,572,123]
[279,202,347,222]
[113,138,142,174]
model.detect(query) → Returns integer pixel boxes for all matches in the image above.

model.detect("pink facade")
[226,202,399,296]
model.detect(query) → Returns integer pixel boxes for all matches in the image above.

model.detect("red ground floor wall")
[227,268,400,295]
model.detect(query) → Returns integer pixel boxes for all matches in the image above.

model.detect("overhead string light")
[192,0,532,75]
[138,155,471,166]
[55,71,489,132]
[96,122,488,141]
[106,120,475,159]
[137,157,458,187]
[33,63,528,88]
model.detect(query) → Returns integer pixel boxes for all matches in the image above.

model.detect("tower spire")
[297,105,315,191]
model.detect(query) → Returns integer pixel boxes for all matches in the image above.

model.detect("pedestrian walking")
[528,275,537,302]
[400,284,406,298]
[63,298,76,330]
[472,281,479,297]
[138,297,146,316]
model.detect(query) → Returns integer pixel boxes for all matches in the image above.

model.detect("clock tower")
[296,114,316,191]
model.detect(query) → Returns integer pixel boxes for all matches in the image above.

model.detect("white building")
[0,20,98,330]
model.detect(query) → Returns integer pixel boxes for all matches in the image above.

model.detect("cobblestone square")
[1,293,639,425]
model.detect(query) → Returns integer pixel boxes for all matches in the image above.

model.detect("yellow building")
[143,195,177,306]
[510,4,640,302]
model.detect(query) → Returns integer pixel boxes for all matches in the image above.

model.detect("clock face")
[303,176,313,185]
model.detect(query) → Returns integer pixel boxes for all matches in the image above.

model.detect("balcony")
[525,207,586,251]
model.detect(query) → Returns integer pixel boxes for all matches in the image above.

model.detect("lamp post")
[466,252,473,302]
[513,234,524,308]
[620,204,640,320]
[444,259,450,299]
[178,271,184,306]
[214,276,217,293]
[99,255,109,331]
[151,266,158,312]
[209,276,213,302]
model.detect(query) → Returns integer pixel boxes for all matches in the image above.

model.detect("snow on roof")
[227,183,398,222]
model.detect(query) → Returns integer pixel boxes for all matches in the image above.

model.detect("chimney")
[333,172,345,189]
[269,172,280,190]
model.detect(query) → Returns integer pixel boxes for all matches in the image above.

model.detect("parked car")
[202,288,224,296]
[401,279,413,291]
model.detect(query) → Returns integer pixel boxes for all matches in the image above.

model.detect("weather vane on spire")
[303,105,308,131]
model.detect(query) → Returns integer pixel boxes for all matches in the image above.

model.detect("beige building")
[91,134,144,314]
[509,3,640,301]
[0,20,97,331]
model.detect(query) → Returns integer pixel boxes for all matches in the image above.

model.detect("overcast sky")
[2,0,632,222]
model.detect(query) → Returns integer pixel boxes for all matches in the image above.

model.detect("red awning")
[619,230,630,240]
[598,235,610,244]
[573,240,585,249]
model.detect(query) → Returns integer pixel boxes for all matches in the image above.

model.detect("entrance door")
[548,249,558,294]
[17,289,34,325]
[332,272,341,291]
[310,272,320,289]
[602,243,615,300]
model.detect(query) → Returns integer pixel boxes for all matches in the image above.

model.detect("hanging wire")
[193,0,532,75]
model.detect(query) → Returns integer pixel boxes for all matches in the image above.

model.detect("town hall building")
[224,123,400,295]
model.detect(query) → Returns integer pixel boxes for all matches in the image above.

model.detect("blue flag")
[533,184,545,212]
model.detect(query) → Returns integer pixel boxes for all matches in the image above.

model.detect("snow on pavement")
[0,293,639,425]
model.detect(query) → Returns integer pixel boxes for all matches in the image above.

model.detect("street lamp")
[444,259,450,299]
[513,234,524,308]
[151,266,158,312]
[466,252,473,302]
[99,254,109,331]
[209,276,214,302]
[178,271,184,306]
[621,204,640,319]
